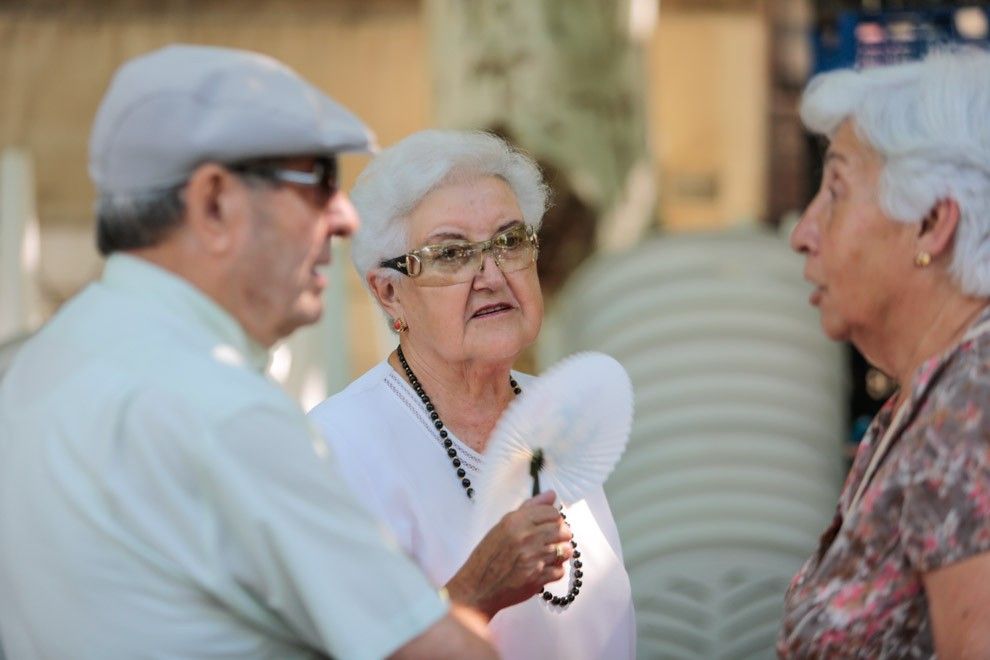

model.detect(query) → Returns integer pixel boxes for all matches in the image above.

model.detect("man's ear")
[183,163,247,255]
[918,197,960,259]
[367,270,404,322]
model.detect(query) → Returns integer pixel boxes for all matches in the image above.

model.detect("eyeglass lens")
[317,158,339,205]
[230,157,339,207]
[413,225,537,287]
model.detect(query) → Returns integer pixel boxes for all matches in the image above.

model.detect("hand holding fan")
[471,351,634,540]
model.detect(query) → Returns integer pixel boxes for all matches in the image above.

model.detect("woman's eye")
[497,230,525,249]
[436,245,470,262]
[825,172,844,199]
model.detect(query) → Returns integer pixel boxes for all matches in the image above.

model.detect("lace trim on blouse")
[383,369,484,475]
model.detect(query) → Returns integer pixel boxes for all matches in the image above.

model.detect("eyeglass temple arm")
[379,255,410,275]
[380,254,423,277]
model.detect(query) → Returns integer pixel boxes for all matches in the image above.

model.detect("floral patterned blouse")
[778,307,990,658]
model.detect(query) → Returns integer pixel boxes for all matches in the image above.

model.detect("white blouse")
[309,360,636,660]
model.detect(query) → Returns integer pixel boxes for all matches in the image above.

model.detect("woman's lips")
[809,286,824,306]
[471,303,513,319]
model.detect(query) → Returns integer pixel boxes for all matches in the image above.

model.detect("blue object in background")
[850,414,873,446]
[813,5,990,74]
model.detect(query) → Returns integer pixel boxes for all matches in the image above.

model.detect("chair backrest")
[548,229,846,659]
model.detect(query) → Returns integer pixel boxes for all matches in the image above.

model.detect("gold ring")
[555,543,565,560]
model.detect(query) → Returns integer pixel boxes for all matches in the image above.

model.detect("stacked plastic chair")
[548,229,847,659]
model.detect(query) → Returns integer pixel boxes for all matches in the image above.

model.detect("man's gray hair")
[800,48,990,296]
[95,186,186,256]
[350,129,550,285]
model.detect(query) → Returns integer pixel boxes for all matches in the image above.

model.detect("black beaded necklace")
[395,344,584,608]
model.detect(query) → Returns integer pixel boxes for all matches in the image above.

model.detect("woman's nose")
[473,252,507,288]
[790,195,822,255]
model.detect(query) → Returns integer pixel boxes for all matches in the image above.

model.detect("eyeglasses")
[230,157,339,207]
[379,223,539,287]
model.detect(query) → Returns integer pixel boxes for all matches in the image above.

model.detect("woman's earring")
[392,318,408,333]
[914,251,933,268]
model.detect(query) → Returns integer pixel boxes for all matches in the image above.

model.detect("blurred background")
[1,1,988,657]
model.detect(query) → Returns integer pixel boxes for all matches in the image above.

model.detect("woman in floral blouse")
[779,50,990,658]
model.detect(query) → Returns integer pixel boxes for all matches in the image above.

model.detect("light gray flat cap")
[89,44,376,195]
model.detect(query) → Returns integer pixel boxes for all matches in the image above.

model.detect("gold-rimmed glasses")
[379,223,539,287]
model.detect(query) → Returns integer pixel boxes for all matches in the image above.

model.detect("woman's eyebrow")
[497,219,524,232]
[824,150,850,167]
[426,231,467,241]
[425,220,524,243]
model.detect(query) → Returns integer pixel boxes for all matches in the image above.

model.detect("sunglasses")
[379,223,539,287]
[229,157,339,207]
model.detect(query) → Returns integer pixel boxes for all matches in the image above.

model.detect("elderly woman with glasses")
[308,130,635,659]
[779,50,990,658]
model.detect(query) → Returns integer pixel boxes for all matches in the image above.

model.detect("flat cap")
[89,44,376,195]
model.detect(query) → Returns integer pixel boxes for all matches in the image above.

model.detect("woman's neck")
[390,342,518,452]
[860,293,988,397]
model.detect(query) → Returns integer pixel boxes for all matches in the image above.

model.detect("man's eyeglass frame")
[378,223,539,279]
[229,156,339,207]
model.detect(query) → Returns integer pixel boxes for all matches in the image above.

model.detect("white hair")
[350,129,550,285]
[800,48,990,296]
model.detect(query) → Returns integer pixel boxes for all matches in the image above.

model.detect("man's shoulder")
[5,285,291,424]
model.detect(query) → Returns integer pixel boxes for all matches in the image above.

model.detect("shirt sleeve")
[900,398,990,573]
[204,400,448,659]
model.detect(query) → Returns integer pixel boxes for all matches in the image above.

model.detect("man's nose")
[325,191,360,237]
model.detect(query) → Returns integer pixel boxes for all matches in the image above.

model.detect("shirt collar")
[101,253,270,372]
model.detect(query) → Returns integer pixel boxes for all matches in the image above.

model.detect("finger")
[524,506,565,527]
[538,564,567,586]
[535,524,572,545]
[520,490,557,508]
[518,531,569,560]
[517,521,566,547]
[546,541,573,566]
[499,507,560,537]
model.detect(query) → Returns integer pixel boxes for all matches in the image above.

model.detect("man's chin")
[299,303,325,327]
[281,302,325,338]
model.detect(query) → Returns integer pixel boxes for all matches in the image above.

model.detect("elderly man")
[0,45,494,659]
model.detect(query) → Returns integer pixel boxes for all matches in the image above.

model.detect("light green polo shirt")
[0,254,446,659]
